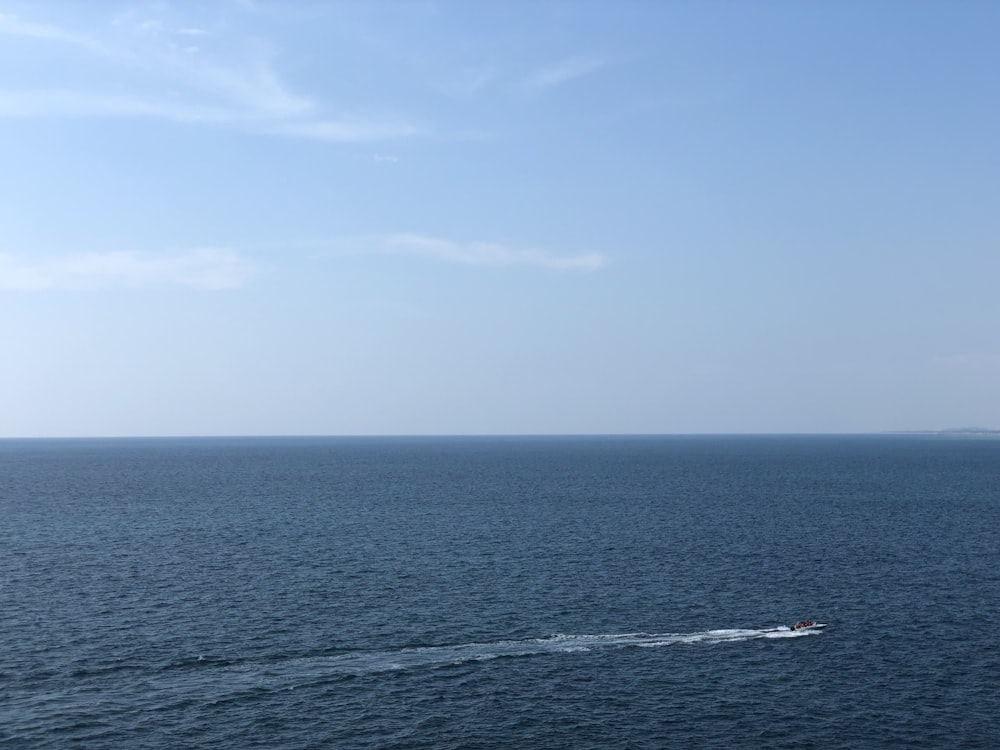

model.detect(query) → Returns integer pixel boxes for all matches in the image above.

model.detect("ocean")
[2,435,998,748]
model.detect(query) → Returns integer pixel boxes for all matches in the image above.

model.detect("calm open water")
[2,435,998,748]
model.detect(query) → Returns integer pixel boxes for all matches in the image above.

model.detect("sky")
[1,0,998,437]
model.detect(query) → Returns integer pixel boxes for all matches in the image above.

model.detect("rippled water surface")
[2,435,998,748]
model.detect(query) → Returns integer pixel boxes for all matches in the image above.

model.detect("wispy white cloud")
[363,234,607,271]
[524,56,607,92]
[439,65,499,98]
[0,11,105,52]
[174,55,315,119]
[0,89,231,121]
[0,11,420,142]
[0,249,256,291]
[276,118,420,143]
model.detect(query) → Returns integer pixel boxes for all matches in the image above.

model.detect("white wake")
[293,626,826,677]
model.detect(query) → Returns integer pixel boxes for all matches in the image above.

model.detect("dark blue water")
[2,435,998,748]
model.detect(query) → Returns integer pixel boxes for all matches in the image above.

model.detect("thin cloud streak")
[524,56,607,92]
[0,12,421,142]
[0,11,105,52]
[439,66,499,98]
[276,118,421,142]
[0,89,419,142]
[0,249,256,291]
[368,234,607,270]
[0,89,233,121]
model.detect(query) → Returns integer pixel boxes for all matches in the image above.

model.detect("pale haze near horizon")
[1,0,998,438]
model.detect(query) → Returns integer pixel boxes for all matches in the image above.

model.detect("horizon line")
[2,430,997,441]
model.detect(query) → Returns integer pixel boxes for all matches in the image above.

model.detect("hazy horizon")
[3,429,998,441]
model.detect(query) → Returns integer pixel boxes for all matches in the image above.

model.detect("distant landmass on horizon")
[888,427,1000,435]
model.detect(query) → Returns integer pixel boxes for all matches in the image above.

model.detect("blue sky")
[2,0,998,437]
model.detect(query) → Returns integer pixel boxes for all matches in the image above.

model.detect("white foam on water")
[147,624,829,704]
[18,624,827,721]
[304,625,827,676]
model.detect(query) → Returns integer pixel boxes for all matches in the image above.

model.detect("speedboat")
[790,621,826,631]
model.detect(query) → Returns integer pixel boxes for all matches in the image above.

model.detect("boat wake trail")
[270,626,823,680]
[6,626,827,725]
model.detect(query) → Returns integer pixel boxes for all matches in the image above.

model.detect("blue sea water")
[1,435,998,749]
